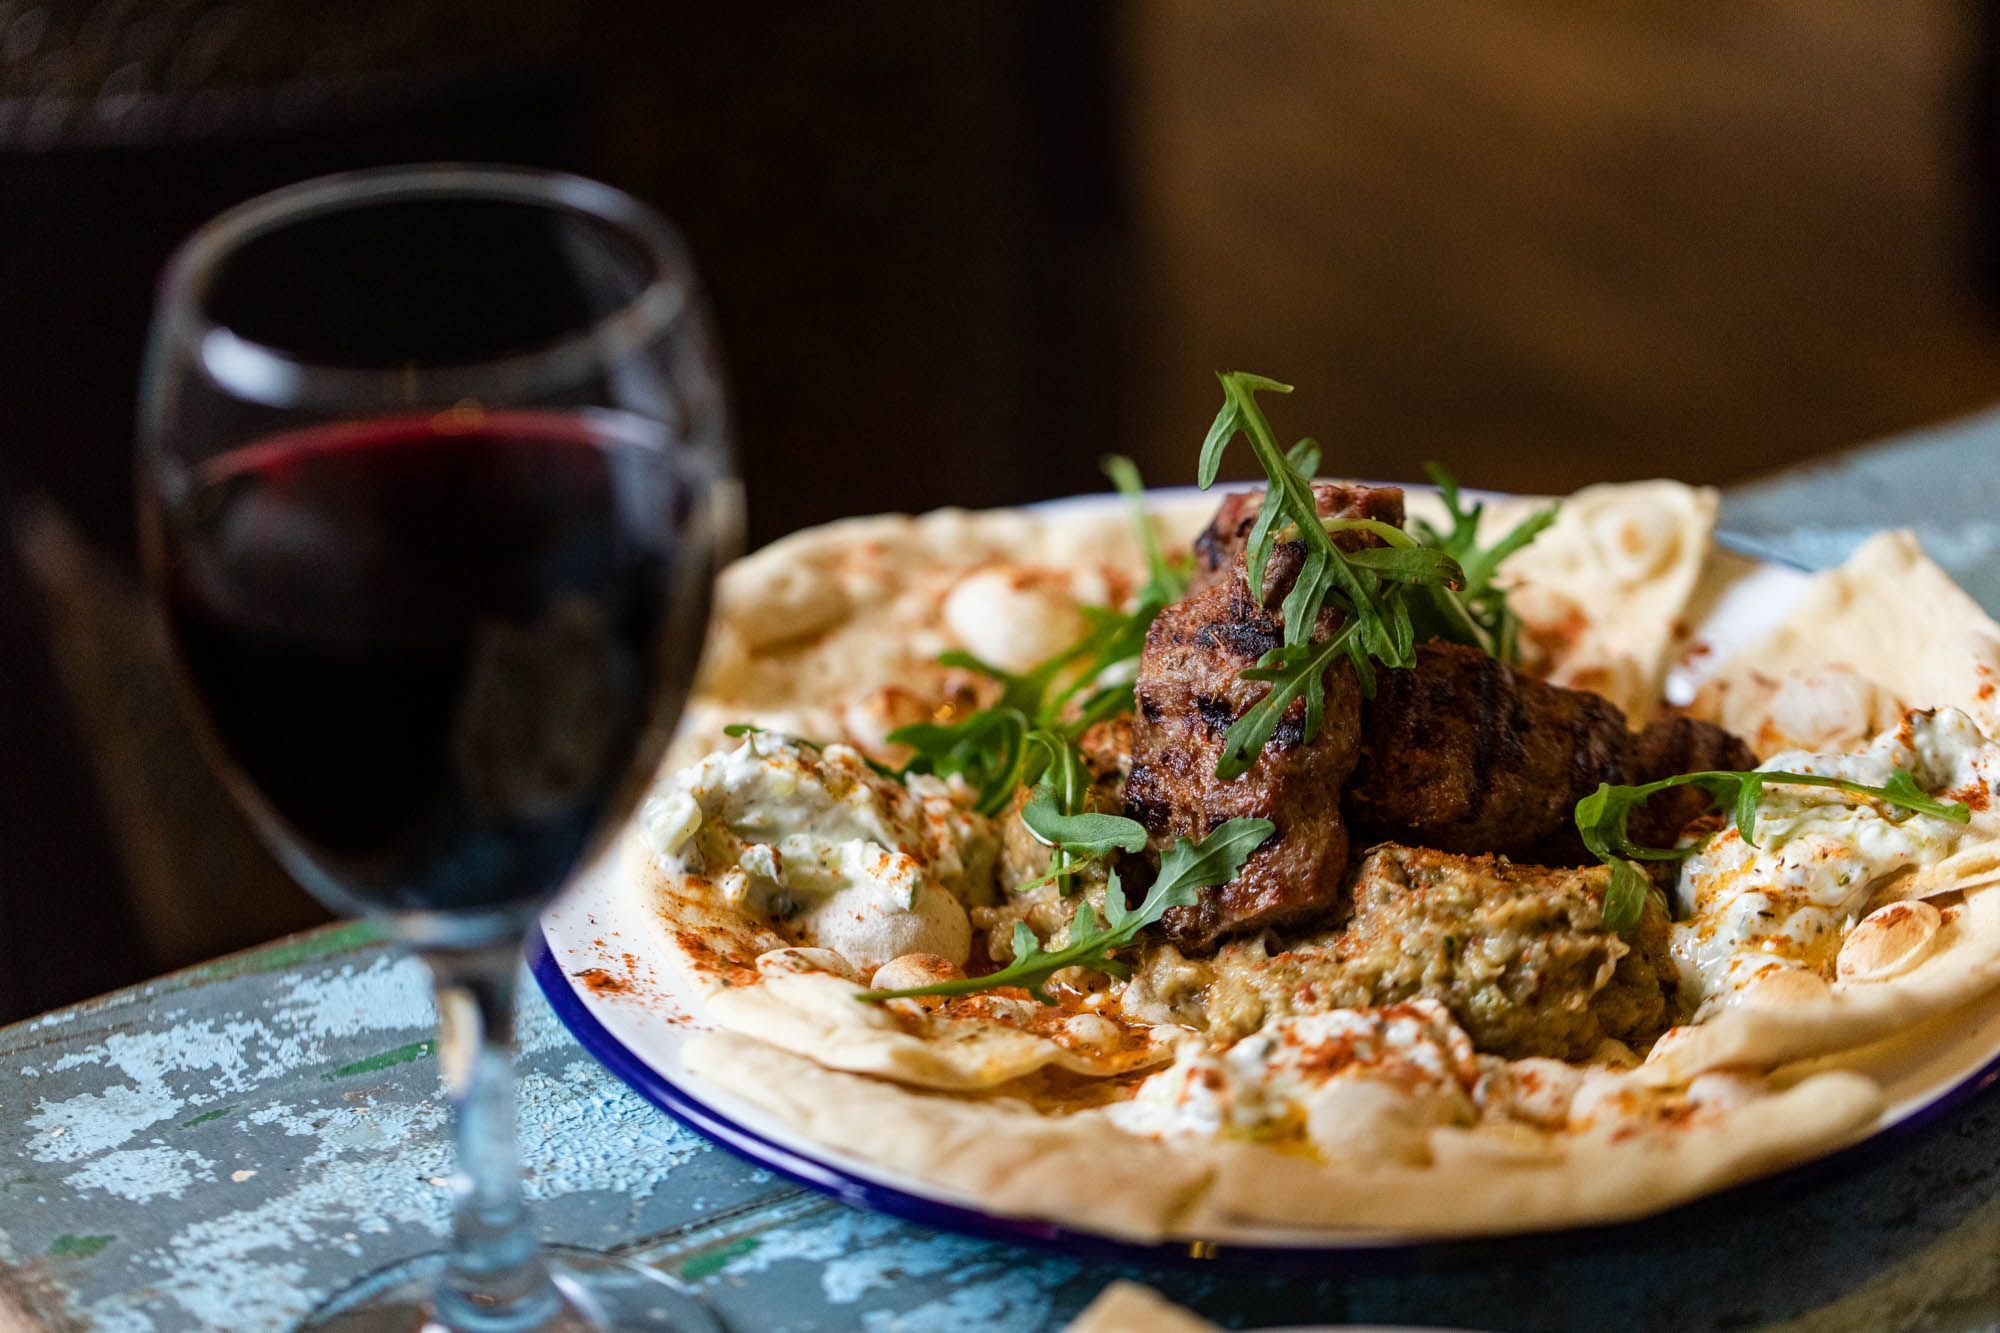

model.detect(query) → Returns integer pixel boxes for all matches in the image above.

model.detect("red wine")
[151,409,706,919]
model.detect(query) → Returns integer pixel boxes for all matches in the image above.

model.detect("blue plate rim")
[527,484,1994,1269]
[527,931,2000,1273]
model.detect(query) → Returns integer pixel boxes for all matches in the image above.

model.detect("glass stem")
[425,942,560,1332]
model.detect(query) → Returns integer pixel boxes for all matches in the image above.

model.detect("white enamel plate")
[533,489,2000,1268]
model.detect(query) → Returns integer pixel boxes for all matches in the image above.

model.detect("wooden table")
[7,420,2000,1332]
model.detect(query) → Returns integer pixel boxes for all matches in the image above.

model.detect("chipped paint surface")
[12,442,2000,1328]
[35,966,2000,1333]
[3,926,1999,1330]
[65,1145,214,1202]
[703,1205,1087,1328]
[0,939,762,1331]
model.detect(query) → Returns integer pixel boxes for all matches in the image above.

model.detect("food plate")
[531,487,2000,1268]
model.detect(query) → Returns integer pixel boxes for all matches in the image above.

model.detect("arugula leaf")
[1409,462,1558,665]
[1203,374,1401,658]
[859,816,1275,1003]
[895,457,1185,859]
[1215,620,1360,781]
[1315,516,1420,547]
[1194,374,1481,782]
[936,644,1086,722]
[1104,454,1189,611]
[1576,767,1971,931]
[1600,860,1653,937]
[1285,437,1321,479]
[1197,374,1291,487]
[1343,546,1468,585]
[1040,607,1146,722]
[1020,782,1146,858]
[1008,730,1140,891]
[1276,547,1335,650]
[1069,678,1137,730]
[1154,812,1278,890]
[889,708,1033,817]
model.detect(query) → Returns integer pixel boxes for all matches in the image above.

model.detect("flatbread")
[1190,1070,1879,1235]
[617,831,788,995]
[1639,873,2000,1084]
[622,485,2000,1241]
[1404,481,1719,724]
[703,963,1170,1090]
[685,1031,1881,1239]
[683,1031,1214,1241]
[621,833,1169,1089]
[1063,1283,1218,1333]
[1693,531,2000,750]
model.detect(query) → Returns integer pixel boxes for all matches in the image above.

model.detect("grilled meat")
[1123,580,1362,953]
[1346,642,1628,856]
[1190,481,1408,605]
[1621,713,1760,848]
[1198,842,1676,1060]
[1124,480,1754,953]
[1347,642,1757,858]
[1125,483,1405,953]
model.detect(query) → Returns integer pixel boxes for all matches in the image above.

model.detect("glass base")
[301,1246,720,1332]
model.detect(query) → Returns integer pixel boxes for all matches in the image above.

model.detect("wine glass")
[137,165,738,1331]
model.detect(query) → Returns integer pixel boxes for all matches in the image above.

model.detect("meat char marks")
[1346,643,1757,858]
[1345,641,1626,856]
[1125,482,1402,954]
[1621,712,1759,848]
[1125,481,1758,956]
[1189,484,1404,601]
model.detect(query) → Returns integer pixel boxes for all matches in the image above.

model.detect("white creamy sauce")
[1673,708,1999,1014]
[640,733,995,970]
[1105,1000,1479,1155]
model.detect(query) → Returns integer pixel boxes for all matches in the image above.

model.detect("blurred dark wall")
[586,2,1131,546]
[0,2,589,556]
[4,1,2000,1020]
[0,1,1132,1019]
[0,8,594,1018]
[1117,1,2000,492]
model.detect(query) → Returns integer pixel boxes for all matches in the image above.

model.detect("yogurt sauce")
[640,732,997,971]
[1673,708,1997,1014]
[1105,1000,1480,1150]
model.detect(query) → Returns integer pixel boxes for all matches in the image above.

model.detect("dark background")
[5,0,2000,1022]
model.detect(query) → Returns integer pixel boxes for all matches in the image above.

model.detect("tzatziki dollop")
[639,732,997,971]
[1105,1000,1481,1161]
[1673,707,1997,1014]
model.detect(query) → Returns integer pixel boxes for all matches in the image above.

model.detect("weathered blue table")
[8,418,2000,1332]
